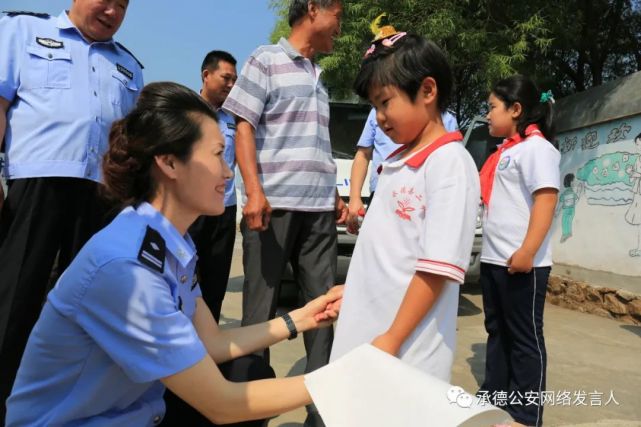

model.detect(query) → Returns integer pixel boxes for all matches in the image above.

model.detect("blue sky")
[2,1,278,91]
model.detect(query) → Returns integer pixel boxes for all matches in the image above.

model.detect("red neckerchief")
[479,124,542,207]
[378,131,464,174]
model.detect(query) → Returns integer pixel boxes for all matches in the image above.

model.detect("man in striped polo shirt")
[223,1,345,425]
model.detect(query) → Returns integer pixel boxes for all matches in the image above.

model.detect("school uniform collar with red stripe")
[378,131,464,174]
[479,124,542,207]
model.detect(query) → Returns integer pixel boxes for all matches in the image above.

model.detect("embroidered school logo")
[498,156,511,170]
[391,186,425,221]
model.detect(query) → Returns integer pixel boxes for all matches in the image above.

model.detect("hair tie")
[540,90,555,104]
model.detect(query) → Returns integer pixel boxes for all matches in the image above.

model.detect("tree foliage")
[269,0,641,126]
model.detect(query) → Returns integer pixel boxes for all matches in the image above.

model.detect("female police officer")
[5,82,343,426]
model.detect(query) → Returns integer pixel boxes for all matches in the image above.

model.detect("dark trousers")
[0,178,114,420]
[479,263,550,426]
[161,355,275,427]
[241,210,336,412]
[189,205,237,322]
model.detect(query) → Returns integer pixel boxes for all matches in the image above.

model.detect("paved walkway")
[220,235,641,426]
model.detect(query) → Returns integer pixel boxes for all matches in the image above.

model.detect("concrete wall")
[551,71,641,279]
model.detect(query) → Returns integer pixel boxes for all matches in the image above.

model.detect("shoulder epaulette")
[137,226,165,273]
[3,11,50,19]
[115,41,144,70]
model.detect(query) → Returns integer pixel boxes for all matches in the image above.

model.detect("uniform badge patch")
[138,226,166,273]
[116,63,134,80]
[498,156,511,170]
[36,37,64,49]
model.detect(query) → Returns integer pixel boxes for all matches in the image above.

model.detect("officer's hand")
[290,285,344,331]
[243,191,271,231]
[346,197,364,234]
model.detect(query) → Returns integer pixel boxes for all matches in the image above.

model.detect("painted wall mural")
[553,116,641,276]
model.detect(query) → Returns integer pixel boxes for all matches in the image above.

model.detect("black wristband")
[281,313,298,340]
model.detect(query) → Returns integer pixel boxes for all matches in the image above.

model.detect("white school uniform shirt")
[330,132,481,381]
[481,133,561,267]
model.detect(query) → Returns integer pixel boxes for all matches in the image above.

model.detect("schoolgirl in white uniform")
[330,31,480,382]
[478,75,560,427]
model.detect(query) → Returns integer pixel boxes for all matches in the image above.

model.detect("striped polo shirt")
[222,37,336,211]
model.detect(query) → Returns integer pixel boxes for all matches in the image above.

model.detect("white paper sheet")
[305,344,512,427]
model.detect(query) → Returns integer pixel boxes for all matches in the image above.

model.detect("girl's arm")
[193,286,343,364]
[162,355,311,424]
[508,187,558,273]
[372,271,445,356]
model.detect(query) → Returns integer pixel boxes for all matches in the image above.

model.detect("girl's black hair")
[103,81,218,207]
[635,132,641,141]
[564,173,575,188]
[491,74,555,141]
[353,33,453,112]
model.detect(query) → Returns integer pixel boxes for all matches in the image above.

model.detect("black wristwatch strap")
[281,313,298,340]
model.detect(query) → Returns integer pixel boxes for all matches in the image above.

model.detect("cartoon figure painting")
[624,132,641,256]
[557,173,583,243]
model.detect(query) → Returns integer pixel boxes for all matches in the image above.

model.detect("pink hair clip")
[381,31,407,47]
[364,32,407,58]
[364,44,376,58]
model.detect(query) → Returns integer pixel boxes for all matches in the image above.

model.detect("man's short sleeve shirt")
[222,38,336,211]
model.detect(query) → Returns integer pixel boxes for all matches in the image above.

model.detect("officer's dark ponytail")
[102,82,218,207]
[491,75,555,141]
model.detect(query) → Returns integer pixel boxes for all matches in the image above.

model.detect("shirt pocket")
[23,45,72,89]
[110,70,139,114]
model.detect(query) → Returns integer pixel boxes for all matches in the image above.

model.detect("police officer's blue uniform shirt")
[0,11,143,182]
[357,108,459,193]
[356,108,400,193]
[218,109,237,207]
[5,203,207,427]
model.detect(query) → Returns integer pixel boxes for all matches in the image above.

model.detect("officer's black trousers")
[188,205,237,323]
[479,263,550,427]
[0,177,114,419]
[161,354,276,426]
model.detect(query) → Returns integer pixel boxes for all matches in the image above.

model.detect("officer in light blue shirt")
[187,50,239,325]
[6,203,206,426]
[6,81,344,427]
[0,2,144,413]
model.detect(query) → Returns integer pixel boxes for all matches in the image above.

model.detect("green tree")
[269,0,640,126]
